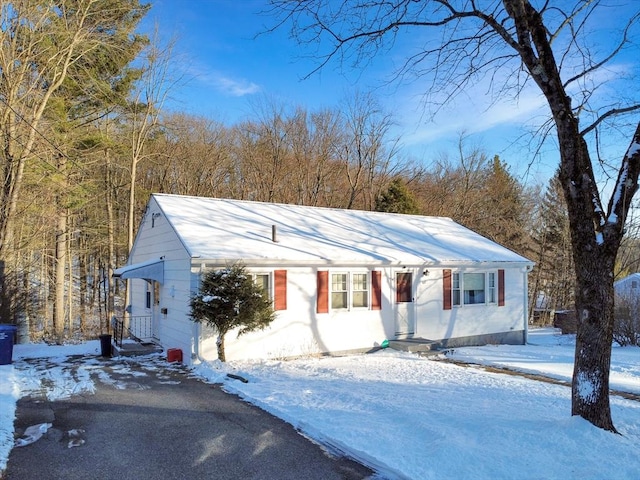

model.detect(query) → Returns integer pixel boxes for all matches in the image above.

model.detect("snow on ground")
[445,328,640,395]
[1,329,639,479]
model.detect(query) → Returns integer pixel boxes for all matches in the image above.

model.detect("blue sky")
[140,1,639,189]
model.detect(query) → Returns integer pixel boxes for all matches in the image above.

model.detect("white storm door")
[394,271,415,336]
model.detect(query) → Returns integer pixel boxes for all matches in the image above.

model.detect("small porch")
[111,316,163,357]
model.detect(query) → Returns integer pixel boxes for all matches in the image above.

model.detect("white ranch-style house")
[114,194,534,363]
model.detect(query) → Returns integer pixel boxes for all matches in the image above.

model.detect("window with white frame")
[330,272,369,309]
[331,273,348,309]
[145,281,152,309]
[352,273,369,308]
[250,270,287,311]
[487,272,496,303]
[452,273,461,306]
[452,272,497,306]
[253,273,271,298]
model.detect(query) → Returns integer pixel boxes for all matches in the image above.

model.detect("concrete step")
[387,338,442,355]
[113,341,163,357]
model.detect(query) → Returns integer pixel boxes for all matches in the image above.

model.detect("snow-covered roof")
[151,194,532,266]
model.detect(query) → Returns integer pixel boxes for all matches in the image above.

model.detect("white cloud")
[185,61,261,97]
[213,75,261,97]
[391,56,637,152]
[394,78,549,148]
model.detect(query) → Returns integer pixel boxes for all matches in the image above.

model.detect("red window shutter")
[371,271,382,310]
[498,269,505,306]
[443,269,452,310]
[317,270,329,313]
[274,270,287,311]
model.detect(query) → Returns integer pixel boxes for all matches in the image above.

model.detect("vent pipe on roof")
[272,224,278,243]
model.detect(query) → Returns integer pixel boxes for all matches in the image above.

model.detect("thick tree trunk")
[217,334,226,362]
[559,134,618,432]
[571,249,617,432]
[560,124,640,433]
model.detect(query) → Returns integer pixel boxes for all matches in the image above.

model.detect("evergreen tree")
[189,264,276,362]
[375,178,420,214]
[530,172,574,323]
[0,0,149,338]
[479,155,530,256]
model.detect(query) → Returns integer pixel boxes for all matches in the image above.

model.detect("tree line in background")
[1,0,639,347]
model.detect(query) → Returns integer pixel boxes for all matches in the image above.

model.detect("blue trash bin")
[0,324,17,365]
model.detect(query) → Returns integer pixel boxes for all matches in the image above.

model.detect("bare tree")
[0,0,150,338]
[119,30,178,326]
[338,92,402,210]
[269,0,640,432]
[124,31,177,253]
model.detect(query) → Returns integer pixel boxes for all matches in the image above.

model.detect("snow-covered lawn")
[1,328,639,479]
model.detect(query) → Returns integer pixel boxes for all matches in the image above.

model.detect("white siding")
[415,267,527,341]
[127,199,194,357]
[614,274,640,299]
[193,264,527,363]
[198,266,392,362]
[121,196,531,364]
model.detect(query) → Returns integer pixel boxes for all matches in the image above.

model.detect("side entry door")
[394,271,415,337]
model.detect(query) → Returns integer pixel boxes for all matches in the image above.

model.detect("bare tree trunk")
[78,245,87,334]
[67,236,74,335]
[106,149,116,331]
[53,204,68,343]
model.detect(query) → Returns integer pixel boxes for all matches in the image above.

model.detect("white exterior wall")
[614,274,640,299]
[195,264,527,363]
[199,266,393,362]
[127,200,195,357]
[415,267,528,341]
[123,198,529,364]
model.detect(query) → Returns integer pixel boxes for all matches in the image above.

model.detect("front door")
[151,280,161,341]
[394,271,415,336]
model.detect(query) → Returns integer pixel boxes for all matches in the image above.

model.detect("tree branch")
[563,10,640,89]
[581,105,640,136]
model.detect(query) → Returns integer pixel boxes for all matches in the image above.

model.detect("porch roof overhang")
[113,259,164,283]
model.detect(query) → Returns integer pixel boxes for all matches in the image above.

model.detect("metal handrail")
[111,315,154,346]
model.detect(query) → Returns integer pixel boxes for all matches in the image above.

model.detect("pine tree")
[189,264,276,362]
[530,172,574,324]
[375,178,420,214]
[478,156,530,256]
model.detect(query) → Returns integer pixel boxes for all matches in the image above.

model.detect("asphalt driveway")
[5,354,375,480]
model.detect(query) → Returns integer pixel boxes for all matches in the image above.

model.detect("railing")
[111,315,154,347]
[129,315,154,342]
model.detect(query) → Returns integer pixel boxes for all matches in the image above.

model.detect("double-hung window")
[331,273,348,309]
[452,272,497,306]
[251,271,287,311]
[487,272,496,304]
[330,272,369,309]
[352,273,369,308]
